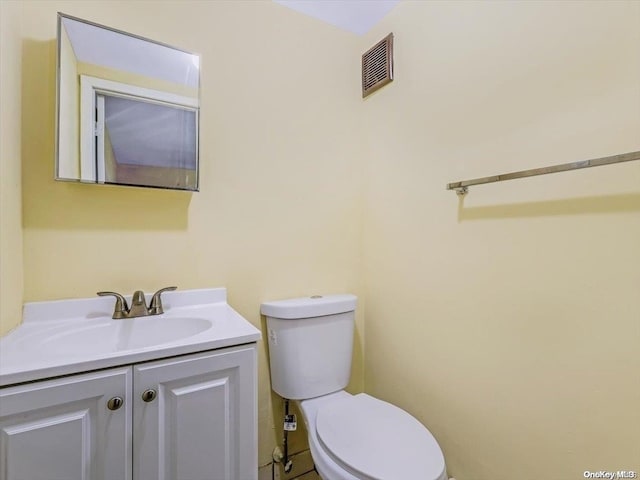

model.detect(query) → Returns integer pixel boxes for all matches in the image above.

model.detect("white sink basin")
[37,316,212,355]
[0,288,262,387]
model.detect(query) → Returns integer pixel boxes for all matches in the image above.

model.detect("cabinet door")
[133,345,257,480]
[0,367,132,480]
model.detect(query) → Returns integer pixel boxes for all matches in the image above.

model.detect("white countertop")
[0,288,261,387]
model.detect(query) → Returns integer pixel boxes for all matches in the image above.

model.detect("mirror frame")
[55,12,201,191]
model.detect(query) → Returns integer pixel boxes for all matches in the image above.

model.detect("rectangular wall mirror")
[56,13,200,191]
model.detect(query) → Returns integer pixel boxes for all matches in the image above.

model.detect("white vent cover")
[362,33,393,98]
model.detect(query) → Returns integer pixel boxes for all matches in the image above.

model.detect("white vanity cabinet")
[0,344,257,480]
[0,367,132,480]
[133,345,257,480]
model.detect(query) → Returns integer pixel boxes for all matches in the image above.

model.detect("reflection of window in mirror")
[56,13,200,191]
[80,76,198,190]
[98,95,197,189]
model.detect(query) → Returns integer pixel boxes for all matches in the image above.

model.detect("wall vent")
[362,33,394,98]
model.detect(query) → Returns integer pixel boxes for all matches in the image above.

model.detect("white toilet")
[261,294,448,480]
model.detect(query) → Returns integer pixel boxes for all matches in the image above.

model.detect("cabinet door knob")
[142,389,157,402]
[107,396,124,411]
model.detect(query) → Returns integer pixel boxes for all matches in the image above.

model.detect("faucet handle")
[97,291,129,319]
[149,286,177,315]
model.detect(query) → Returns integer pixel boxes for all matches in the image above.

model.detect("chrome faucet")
[97,286,177,319]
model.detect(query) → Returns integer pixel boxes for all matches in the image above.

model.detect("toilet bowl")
[261,294,448,480]
[298,391,447,480]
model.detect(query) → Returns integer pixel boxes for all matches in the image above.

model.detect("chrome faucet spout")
[128,290,150,318]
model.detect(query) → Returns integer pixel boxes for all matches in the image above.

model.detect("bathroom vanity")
[0,288,261,480]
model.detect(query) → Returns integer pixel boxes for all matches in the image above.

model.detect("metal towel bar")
[447,150,640,195]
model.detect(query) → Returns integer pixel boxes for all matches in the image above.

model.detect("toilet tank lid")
[260,294,357,319]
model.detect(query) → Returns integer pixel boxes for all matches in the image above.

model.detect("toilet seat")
[315,393,446,480]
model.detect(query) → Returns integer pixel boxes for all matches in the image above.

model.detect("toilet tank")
[261,294,357,400]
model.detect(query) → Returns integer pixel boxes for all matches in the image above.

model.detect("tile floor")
[291,471,320,480]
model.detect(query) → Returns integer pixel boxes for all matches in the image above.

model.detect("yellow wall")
[0,1,24,336]
[361,1,640,479]
[4,0,639,477]
[57,24,80,178]
[16,0,364,466]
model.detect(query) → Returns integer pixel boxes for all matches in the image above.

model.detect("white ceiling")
[62,17,199,88]
[273,0,399,35]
